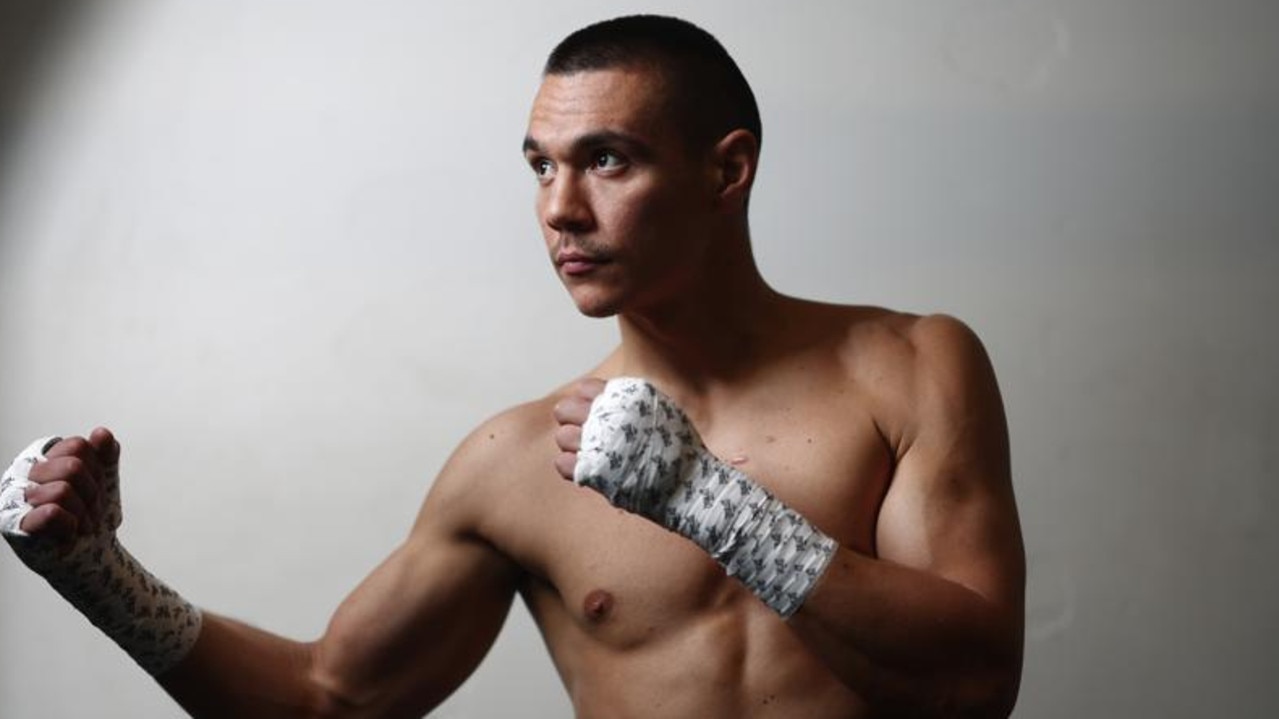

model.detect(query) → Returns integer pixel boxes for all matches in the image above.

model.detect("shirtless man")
[0,15,1024,718]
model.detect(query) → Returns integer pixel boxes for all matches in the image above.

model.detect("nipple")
[583,589,614,622]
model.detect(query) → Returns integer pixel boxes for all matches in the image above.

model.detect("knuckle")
[62,456,85,476]
[33,481,85,514]
[26,463,49,482]
[18,509,45,535]
[46,481,76,504]
[553,425,576,448]
[34,505,74,535]
[31,503,59,523]
[59,436,91,456]
[555,453,576,477]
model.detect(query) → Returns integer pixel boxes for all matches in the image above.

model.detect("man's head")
[525,16,763,318]
[543,15,762,157]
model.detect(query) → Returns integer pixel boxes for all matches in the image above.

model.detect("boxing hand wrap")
[1,437,202,676]
[574,378,837,618]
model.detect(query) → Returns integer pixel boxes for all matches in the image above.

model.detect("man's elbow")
[952,609,1024,718]
[304,642,382,719]
[939,657,1022,719]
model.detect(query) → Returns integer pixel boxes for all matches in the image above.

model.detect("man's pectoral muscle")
[159,421,523,719]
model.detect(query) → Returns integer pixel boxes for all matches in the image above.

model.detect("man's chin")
[566,288,622,318]
[574,302,620,319]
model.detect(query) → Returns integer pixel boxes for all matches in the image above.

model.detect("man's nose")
[543,173,593,233]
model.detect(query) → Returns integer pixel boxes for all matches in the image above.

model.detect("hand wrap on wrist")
[574,378,838,617]
[1,437,202,676]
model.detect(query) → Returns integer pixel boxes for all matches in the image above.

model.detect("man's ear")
[710,129,759,210]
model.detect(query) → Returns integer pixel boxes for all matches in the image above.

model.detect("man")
[0,15,1024,718]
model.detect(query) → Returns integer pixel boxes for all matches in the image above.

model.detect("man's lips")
[556,252,608,276]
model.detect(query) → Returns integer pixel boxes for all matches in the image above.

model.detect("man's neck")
[611,251,794,397]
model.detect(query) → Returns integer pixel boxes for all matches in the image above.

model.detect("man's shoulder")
[448,390,568,468]
[897,312,994,393]
[898,311,988,369]
[836,307,1001,446]
[820,305,997,429]
[418,387,575,528]
[824,304,988,375]
[436,377,599,482]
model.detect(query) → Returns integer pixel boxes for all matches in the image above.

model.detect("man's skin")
[16,65,1024,718]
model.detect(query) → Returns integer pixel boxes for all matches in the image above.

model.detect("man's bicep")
[876,458,1023,609]
[314,435,522,715]
[875,315,1024,609]
[317,529,517,712]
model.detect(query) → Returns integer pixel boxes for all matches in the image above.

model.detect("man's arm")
[4,416,524,719]
[161,525,516,717]
[785,314,1024,717]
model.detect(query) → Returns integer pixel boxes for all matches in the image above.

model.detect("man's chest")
[495,382,894,641]
[691,391,892,552]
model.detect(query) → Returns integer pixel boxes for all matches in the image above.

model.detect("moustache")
[555,235,606,257]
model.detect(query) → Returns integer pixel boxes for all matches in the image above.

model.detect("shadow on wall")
[0,0,91,167]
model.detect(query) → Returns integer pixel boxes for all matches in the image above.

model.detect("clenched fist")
[552,377,607,481]
[2,427,202,675]
[1,427,122,544]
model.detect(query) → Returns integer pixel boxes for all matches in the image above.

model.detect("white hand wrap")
[1,437,202,676]
[574,378,838,617]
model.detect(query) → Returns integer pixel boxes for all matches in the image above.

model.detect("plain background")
[1,1,1276,717]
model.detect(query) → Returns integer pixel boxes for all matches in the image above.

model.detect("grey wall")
[1,1,1275,717]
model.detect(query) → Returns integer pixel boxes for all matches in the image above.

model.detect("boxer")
[3,15,1024,718]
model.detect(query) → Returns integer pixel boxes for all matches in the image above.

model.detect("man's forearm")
[158,613,342,719]
[161,531,520,719]
[788,549,1022,719]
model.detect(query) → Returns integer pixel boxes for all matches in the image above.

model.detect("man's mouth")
[556,251,608,276]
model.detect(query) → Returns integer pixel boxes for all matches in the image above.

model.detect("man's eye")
[592,151,625,171]
[532,158,555,179]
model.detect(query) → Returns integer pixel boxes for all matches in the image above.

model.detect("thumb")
[88,427,120,469]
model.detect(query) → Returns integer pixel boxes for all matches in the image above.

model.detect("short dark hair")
[544,15,762,153]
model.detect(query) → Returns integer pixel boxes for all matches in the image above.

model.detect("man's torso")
[461,303,919,718]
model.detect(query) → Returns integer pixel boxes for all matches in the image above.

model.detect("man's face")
[523,68,715,318]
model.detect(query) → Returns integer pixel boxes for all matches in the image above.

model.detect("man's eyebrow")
[521,131,654,159]
[575,130,650,155]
